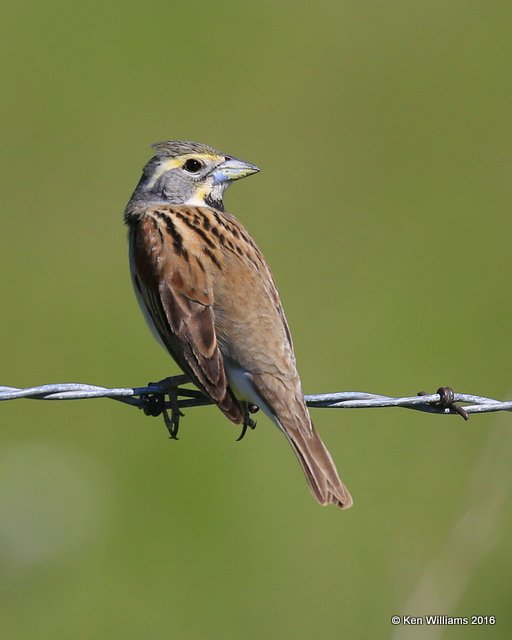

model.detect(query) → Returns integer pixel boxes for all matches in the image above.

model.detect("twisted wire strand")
[1,377,510,417]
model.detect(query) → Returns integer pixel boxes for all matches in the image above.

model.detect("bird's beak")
[212,157,260,184]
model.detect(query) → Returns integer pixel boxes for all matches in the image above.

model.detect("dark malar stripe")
[205,194,224,211]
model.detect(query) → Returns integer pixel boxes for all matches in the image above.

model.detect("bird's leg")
[236,402,259,441]
[162,385,183,439]
[156,374,190,388]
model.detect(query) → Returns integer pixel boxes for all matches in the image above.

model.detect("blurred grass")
[1,1,512,638]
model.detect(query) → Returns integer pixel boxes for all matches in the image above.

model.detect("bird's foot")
[141,392,165,417]
[141,376,187,439]
[162,385,184,439]
[236,403,259,441]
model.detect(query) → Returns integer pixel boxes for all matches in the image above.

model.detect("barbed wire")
[1,377,511,419]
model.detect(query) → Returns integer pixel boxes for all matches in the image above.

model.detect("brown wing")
[130,212,244,424]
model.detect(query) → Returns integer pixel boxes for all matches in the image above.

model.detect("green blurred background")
[1,1,511,638]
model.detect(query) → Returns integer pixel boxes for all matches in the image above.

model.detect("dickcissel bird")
[124,141,352,509]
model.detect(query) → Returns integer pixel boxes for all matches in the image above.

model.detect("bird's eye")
[183,158,204,174]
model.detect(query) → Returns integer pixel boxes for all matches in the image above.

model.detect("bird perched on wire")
[124,140,352,509]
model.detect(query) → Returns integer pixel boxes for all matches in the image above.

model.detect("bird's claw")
[142,377,186,439]
[236,403,258,441]
[162,386,184,439]
[162,406,183,439]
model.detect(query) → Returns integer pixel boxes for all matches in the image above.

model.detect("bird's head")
[132,140,259,210]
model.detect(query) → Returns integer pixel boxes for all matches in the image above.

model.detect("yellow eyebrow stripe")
[146,153,221,189]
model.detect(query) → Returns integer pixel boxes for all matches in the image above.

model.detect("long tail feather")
[283,422,353,509]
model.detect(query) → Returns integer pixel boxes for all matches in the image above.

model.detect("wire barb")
[417,387,469,421]
[0,378,511,417]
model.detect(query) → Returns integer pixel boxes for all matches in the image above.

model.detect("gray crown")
[150,140,220,158]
